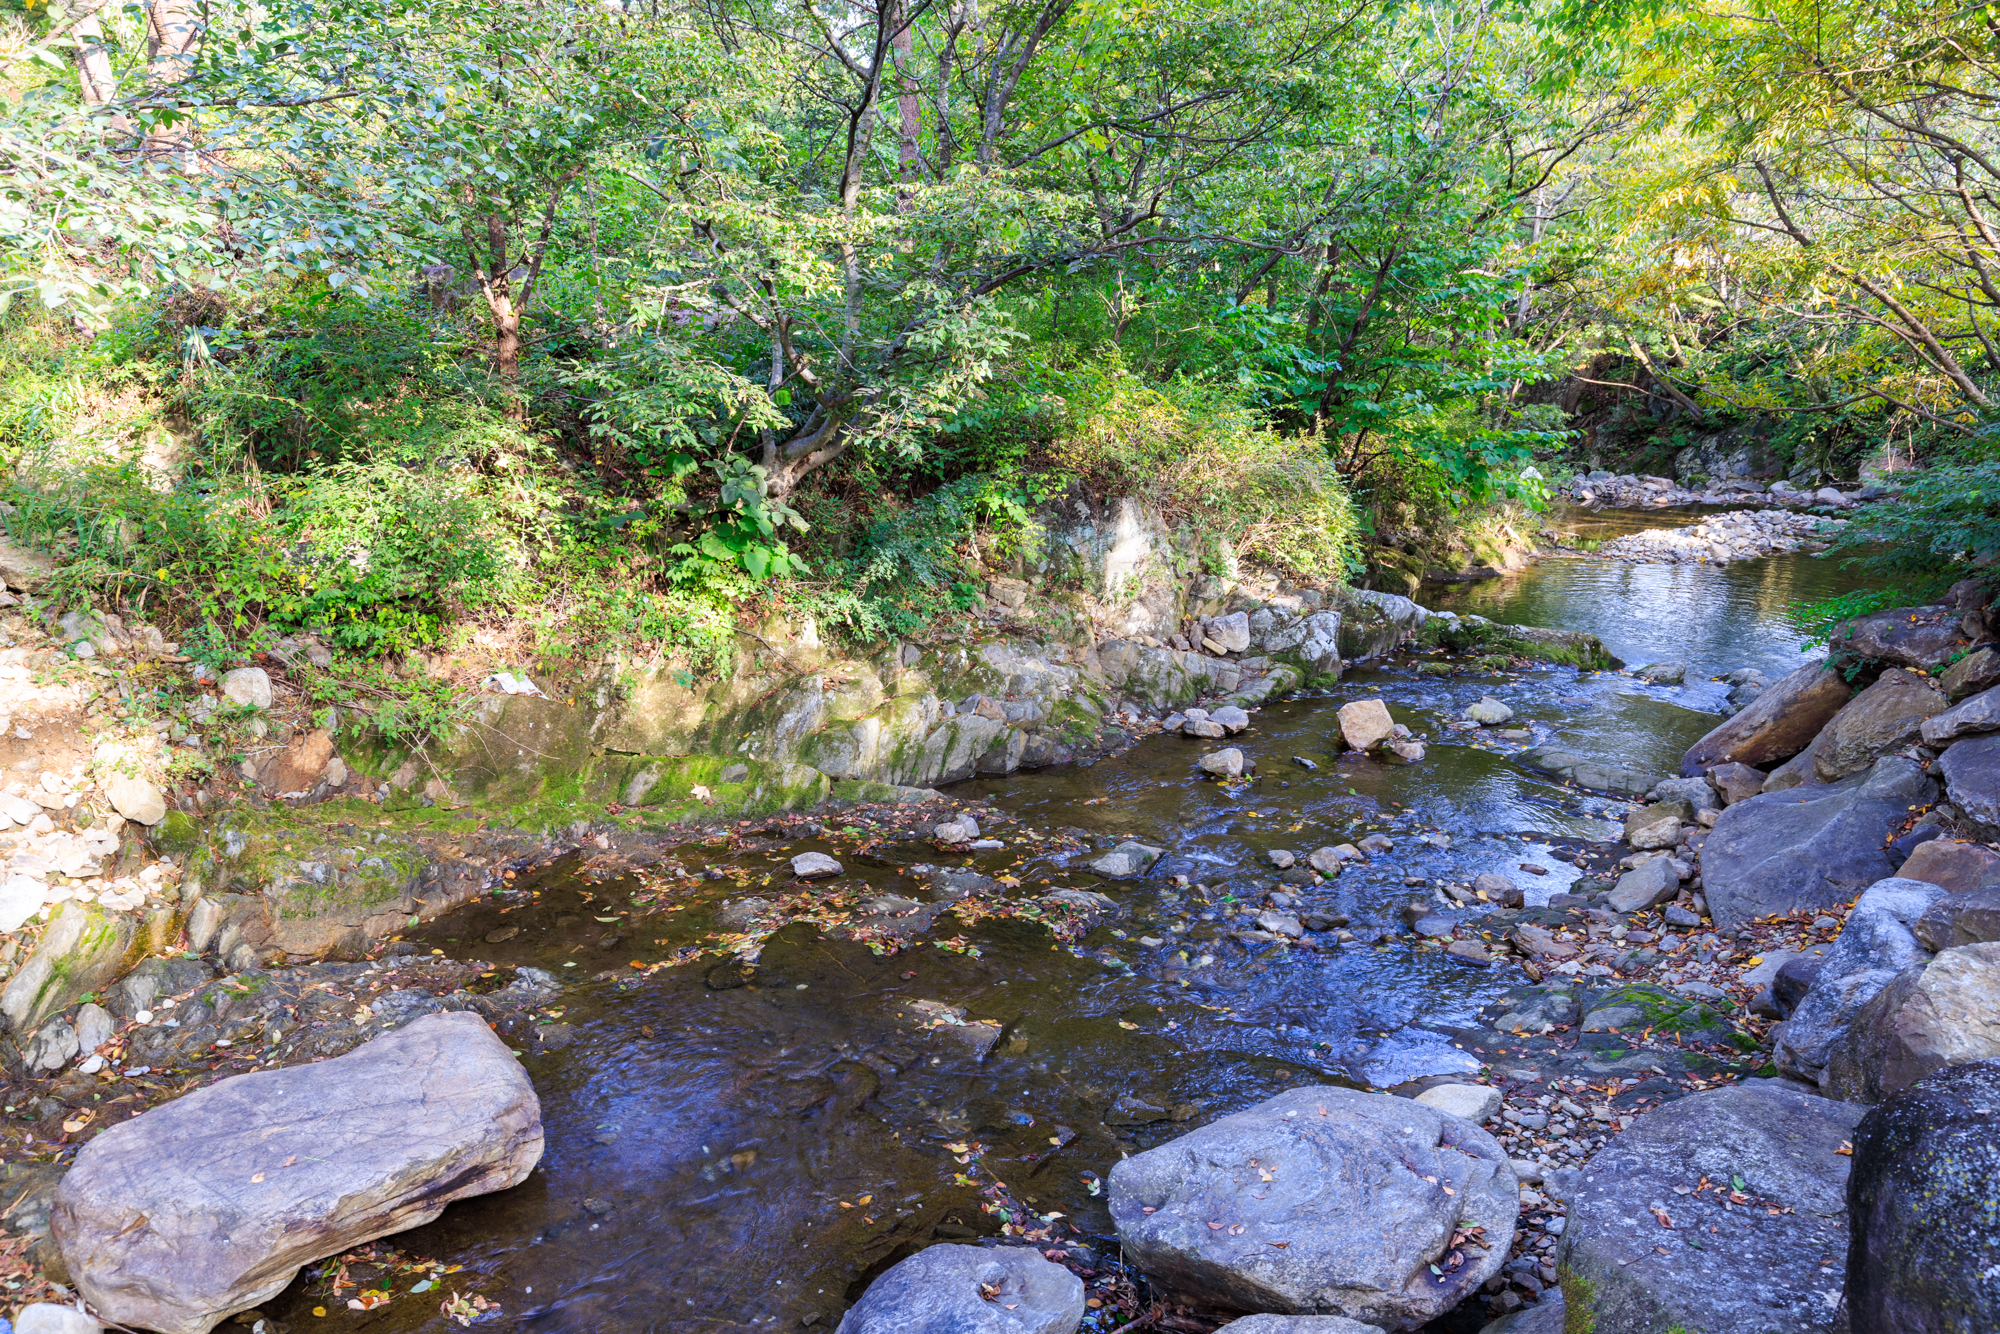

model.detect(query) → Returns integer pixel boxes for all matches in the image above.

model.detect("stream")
[262,508,1874,1334]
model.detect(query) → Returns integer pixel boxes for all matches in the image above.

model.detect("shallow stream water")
[265,510,1873,1334]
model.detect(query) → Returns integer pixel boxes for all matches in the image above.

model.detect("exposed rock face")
[1700,757,1937,929]
[1680,660,1850,775]
[1822,943,2000,1104]
[1108,1086,1517,1331]
[1897,840,2000,895]
[1263,611,1345,686]
[1937,733,2000,835]
[1812,668,1947,781]
[1829,604,1970,671]
[1844,1059,2000,1334]
[1556,1081,1862,1334]
[833,1243,1085,1334]
[1,903,135,1034]
[1337,700,1395,752]
[51,1013,543,1334]
[1921,682,2000,745]
[1333,589,1427,661]
[1772,878,1946,1086]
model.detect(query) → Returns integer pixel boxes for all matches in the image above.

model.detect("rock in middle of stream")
[1107,1086,1517,1329]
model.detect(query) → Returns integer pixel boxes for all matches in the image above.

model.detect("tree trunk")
[67,0,133,138]
[141,0,204,165]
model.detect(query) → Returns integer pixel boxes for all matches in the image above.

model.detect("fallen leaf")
[251,1173,266,1184]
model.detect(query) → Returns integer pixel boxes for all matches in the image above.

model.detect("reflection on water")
[261,536,1874,1334]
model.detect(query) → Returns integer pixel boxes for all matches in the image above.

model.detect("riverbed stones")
[833,1242,1085,1334]
[1843,1058,2000,1334]
[1308,847,1352,874]
[791,852,844,879]
[1822,942,2000,1104]
[1464,698,1513,725]
[1413,1082,1501,1124]
[1211,705,1252,734]
[1937,732,2000,834]
[1708,761,1764,805]
[1107,1085,1517,1329]
[1090,841,1162,879]
[1772,877,1946,1087]
[1473,873,1521,906]
[219,666,273,710]
[1813,668,1947,781]
[1680,659,1851,775]
[1199,748,1249,779]
[1337,700,1395,752]
[51,1012,542,1334]
[1622,803,1684,851]
[1556,1080,1861,1334]
[1633,661,1685,684]
[1605,858,1679,913]
[1700,756,1937,928]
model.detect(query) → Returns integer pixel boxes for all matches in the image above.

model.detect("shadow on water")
[260,542,1877,1334]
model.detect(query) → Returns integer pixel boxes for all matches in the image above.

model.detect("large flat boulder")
[1556,1080,1863,1334]
[1822,942,2000,1104]
[1829,604,1970,671]
[1844,1058,2000,1334]
[52,1012,542,1334]
[1773,877,1947,1086]
[1701,757,1937,929]
[834,1243,1084,1334]
[1937,732,2000,836]
[1108,1086,1516,1330]
[1812,668,1947,781]
[1681,659,1851,776]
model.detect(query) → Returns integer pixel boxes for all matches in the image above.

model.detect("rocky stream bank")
[0,499,1991,1334]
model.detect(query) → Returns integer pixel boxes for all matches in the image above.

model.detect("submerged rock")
[833,1242,1085,1334]
[1557,1080,1861,1334]
[1089,842,1162,879]
[52,1012,542,1334]
[1108,1085,1517,1329]
[1844,1058,2000,1334]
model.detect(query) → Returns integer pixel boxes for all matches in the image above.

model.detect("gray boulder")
[1822,943,2000,1104]
[1334,589,1427,661]
[1633,661,1686,684]
[1264,611,1345,686]
[1812,668,1947,781]
[791,852,844,879]
[1921,681,2000,745]
[1844,1058,2000,1334]
[1938,733,2000,835]
[1465,698,1514,725]
[1914,884,2000,950]
[1681,659,1851,775]
[1473,1300,1562,1334]
[1829,604,1970,671]
[1199,749,1249,779]
[1772,877,1946,1086]
[1557,1080,1863,1334]
[1708,762,1764,805]
[1939,644,2000,700]
[1090,841,1162,879]
[833,1243,1085,1334]
[1206,611,1253,654]
[1108,1086,1517,1330]
[1701,757,1937,929]
[1605,858,1679,914]
[219,666,273,709]
[1648,775,1721,812]
[51,1012,542,1334]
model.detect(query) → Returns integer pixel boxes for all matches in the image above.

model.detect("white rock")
[219,667,273,710]
[0,873,43,931]
[1465,697,1514,725]
[791,852,843,879]
[1415,1082,1504,1124]
[14,1304,103,1334]
[73,1001,114,1057]
[104,774,166,826]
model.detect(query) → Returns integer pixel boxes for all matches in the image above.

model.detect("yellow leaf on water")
[1117,1020,1139,1030]
[251,1172,266,1183]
